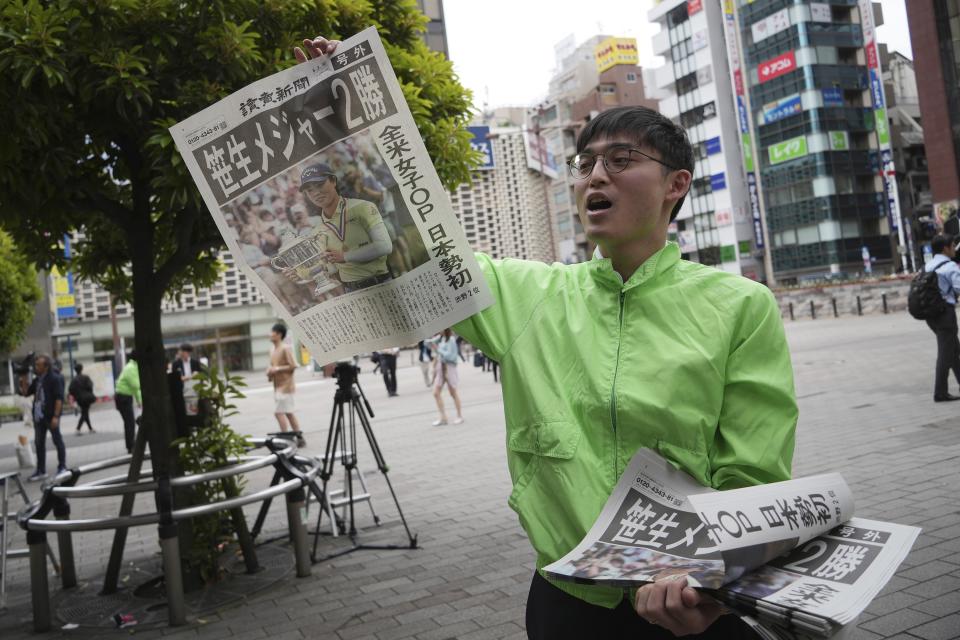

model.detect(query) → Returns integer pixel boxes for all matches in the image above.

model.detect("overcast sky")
[444,0,912,110]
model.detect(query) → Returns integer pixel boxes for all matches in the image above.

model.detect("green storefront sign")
[768,135,808,165]
[720,244,737,263]
[742,133,755,172]
[874,108,889,145]
[829,130,849,151]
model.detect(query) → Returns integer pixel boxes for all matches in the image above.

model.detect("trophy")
[271,234,339,296]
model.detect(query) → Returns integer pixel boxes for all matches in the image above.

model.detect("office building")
[906,0,960,231]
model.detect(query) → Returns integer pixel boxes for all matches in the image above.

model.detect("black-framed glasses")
[568,146,679,179]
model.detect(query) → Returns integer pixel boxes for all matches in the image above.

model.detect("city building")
[415,0,448,58]
[906,0,960,234]
[735,0,901,283]
[648,1,904,284]
[452,111,555,263]
[534,34,660,263]
[648,0,766,280]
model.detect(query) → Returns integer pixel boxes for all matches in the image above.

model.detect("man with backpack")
[922,234,960,402]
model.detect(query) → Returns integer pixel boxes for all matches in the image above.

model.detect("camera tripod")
[311,362,417,562]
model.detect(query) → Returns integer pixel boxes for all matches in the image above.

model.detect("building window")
[626,72,637,83]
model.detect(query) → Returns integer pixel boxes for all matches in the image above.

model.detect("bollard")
[788,302,795,321]
[286,487,312,577]
[832,297,838,318]
[28,531,51,632]
[856,295,863,316]
[53,500,77,589]
[810,300,816,320]
[158,524,186,626]
[882,293,889,314]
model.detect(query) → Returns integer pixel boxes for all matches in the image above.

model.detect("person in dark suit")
[170,343,205,436]
[68,362,96,433]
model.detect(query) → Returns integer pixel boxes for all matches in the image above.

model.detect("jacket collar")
[589,242,680,291]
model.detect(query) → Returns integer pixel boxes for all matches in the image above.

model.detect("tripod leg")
[313,400,345,559]
[355,397,417,547]
[250,469,281,540]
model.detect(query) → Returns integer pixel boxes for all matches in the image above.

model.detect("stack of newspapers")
[544,449,920,639]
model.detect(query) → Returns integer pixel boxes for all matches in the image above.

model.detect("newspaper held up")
[543,448,920,638]
[169,28,493,363]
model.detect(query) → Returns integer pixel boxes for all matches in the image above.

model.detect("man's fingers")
[294,47,308,63]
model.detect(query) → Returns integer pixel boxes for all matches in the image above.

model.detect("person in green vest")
[114,351,141,453]
[296,38,797,639]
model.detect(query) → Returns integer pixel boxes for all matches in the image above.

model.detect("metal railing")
[16,436,320,631]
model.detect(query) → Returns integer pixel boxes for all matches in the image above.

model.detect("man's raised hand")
[294,37,340,63]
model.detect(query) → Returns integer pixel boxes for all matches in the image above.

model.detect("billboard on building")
[594,37,638,74]
[858,0,903,239]
[751,8,791,44]
[822,87,844,107]
[768,135,808,165]
[51,234,76,320]
[523,130,559,180]
[723,0,764,249]
[757,51,797,84]
[467,126,494,170]
[759,93,802,125]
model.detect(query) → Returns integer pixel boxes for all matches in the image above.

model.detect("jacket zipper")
[610,290,626,478]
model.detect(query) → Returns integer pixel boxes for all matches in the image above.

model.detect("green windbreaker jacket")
[454,242,798,608]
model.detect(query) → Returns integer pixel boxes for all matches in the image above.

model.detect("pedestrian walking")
[268,323,307,447]
[430,329,464,426]
[417,340,433,387]
[17,354,67,480]
[68,363,96,434]
[379,346,399,396]
[114,351,141,453]
[921,234,960,402]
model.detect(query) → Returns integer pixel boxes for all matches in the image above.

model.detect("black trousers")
[76,402,93,431]
[115,393,137,452]
[925,306,960,398]
[380,353,398,394]
[525,571,758,639]
[34,420,66,474]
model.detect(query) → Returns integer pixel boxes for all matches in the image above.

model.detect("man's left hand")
[324,249,345,264]
[50,416,59,429]
[634,576,724,637]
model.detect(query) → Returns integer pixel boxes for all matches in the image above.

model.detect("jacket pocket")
[506,420,581,509]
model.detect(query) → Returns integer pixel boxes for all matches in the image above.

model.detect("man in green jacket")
[297,38,797,639]
[115,351,141,453]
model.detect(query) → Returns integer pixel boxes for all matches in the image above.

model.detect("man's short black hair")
[179,343,193,353]
[272,323,287,339]
[932,234,955,254]
[75,363,83,374]
[576,106,695,221]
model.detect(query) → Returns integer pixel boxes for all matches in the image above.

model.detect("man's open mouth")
[586,195,612,212]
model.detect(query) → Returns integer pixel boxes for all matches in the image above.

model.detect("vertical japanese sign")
[170,28,493,363]
[50,234,77,319]
[723,0,764,248]
[858,0,903,243]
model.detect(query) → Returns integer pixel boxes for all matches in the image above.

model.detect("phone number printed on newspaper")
[196,59,397,205]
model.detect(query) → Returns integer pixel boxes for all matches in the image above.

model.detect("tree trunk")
[128,230,202,590]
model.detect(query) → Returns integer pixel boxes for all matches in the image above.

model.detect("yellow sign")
[595,37,639,74]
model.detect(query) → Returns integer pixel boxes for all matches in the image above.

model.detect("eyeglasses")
[568,146,679,179]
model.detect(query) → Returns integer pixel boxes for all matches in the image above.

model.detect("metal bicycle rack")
[16,436,321,632]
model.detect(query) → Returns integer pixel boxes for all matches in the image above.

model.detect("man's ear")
[666,169,692,205]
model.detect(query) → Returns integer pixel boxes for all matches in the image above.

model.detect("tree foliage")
[0,0,477,301]
[0,230,42,354]
[0,0,478,479]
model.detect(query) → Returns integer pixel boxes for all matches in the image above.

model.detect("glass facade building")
[738,0,892,281]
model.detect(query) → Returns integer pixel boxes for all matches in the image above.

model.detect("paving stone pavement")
[1,311,958,639]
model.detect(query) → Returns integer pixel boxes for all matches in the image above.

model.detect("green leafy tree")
[0,230,42,355]
[0,0,478,480]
